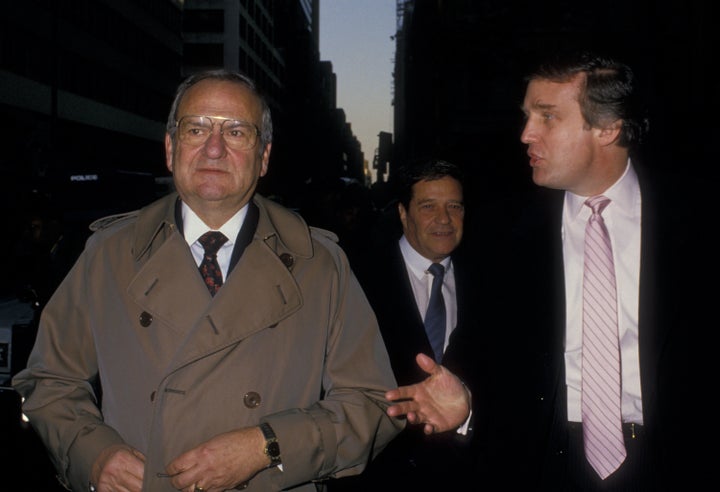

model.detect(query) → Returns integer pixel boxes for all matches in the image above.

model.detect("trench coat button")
[244,392,261,408]
[279,253,294,269]
[139,311,153,327]
[150,391,156,402]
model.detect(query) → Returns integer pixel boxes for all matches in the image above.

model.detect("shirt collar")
[398,234,452,279]
[181,201,248,247]
[566,158,640,219]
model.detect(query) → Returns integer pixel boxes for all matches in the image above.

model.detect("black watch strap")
[260,422,281,466]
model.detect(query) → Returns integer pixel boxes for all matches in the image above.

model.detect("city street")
[1,385,66,491]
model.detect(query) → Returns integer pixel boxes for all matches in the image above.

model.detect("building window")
[183,9,223,33]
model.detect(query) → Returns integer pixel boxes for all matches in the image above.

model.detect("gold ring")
[196,487,205,492]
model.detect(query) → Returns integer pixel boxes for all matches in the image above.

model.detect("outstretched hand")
[385,353,471,434]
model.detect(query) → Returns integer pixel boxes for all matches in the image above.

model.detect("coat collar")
[129,192,314,262]
[123,192,317,371]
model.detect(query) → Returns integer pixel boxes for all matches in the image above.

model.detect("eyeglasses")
[175,115,261,150]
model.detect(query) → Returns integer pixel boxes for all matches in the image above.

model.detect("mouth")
[527,151,542,167]
[196,166,228,175]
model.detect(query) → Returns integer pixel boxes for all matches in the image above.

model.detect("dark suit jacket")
[495,165,714,491]
[329,233,491,491]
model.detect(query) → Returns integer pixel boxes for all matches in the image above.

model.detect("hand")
[164,427,268,492]
[91,443,145,492]
[385,352,471,434]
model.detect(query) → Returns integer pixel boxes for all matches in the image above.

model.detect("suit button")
[279,253,294,268]
[139,311,153,327]
[244,392,261,408]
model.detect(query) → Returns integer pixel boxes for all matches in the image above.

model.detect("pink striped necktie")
[581,195,626,479]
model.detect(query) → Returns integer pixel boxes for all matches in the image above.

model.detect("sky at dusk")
[319,1,396,177]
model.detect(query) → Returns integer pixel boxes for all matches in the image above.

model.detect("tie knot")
[428,262,445,278]
[585,195,611,215]
[198,231,228,256]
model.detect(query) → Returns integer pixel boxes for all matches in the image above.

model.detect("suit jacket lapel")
[548,192,570,447]
[389,242,426,331]
[637,173,662,420]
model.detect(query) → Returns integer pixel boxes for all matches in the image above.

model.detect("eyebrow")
[522,100,556,112]
[416,198,464,205]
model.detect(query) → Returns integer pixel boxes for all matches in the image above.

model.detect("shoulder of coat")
[89,211,139,232]
[309,226,339,244]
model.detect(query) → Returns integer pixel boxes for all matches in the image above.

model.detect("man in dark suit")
[329,158,485,490]
[507,49,712,491]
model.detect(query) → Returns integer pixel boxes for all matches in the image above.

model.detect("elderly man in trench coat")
[13,69,403,492]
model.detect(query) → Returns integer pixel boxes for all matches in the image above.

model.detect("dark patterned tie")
[198,231,229,296]
[424,262,446,363]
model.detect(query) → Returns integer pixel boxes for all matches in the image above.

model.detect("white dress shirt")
[182,202,248,280]
[398,235,457,353]
[398,235,471,434]
[562,160,644,425]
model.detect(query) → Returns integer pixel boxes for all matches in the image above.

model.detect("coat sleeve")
[260,232,405,489]
[12,238,127,491]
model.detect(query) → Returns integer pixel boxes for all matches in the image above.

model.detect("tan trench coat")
[13,193,403,491]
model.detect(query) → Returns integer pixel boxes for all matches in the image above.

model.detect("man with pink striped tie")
[509,49,713,491]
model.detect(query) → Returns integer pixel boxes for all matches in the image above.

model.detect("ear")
[259,142,271,177]
[397,202,408,228]
[596,119,623,146]
[164,133,174,173]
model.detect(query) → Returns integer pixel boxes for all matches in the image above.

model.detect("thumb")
[415,352,439,375]
[131,448,147,462]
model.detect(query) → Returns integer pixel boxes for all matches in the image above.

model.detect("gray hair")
[166,69,273,154]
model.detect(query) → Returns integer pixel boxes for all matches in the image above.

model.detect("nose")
[202,128,228,158]
[436,207,451,224]
[520,119,535,144]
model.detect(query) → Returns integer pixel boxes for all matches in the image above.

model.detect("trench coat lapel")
[127,228,303,372]
[127,231,209,334]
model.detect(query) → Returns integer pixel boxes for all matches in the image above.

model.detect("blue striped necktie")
[424,262,446,363]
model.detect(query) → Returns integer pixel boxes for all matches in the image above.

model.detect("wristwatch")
[259,422,281,467]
